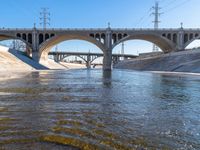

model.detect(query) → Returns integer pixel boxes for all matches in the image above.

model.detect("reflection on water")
[0,69,200,150]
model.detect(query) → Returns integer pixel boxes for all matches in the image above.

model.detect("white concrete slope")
[0,46,61,71]
[115,49,200,73]
[0,45,84,71]
[0,46,36,71]
[9,49,49,70]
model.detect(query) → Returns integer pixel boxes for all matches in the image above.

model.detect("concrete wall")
[139,52,163,58]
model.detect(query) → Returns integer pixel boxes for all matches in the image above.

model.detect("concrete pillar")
[32,28,40,62]
[86,61,91,69]
[54,54,59,62]
[177,29,185,50]
[112,56,120,66]
[32,52,40,62]
[57,55,60,62]
[86,54,91,69]
[103,49,112,71]
[103,28,112,71]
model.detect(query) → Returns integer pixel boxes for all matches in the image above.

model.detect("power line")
[163,0,192,14]
[40,8,50,29]
[134,9,152,27]
[161,0,178,9]
[134,0,169,28]
[159,0,168,4]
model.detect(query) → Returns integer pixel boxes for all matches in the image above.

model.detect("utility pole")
[151,1,162,52]
[40,8,50,29]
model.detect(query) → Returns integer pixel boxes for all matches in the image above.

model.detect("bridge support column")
[177,29,185,50]
[32,27,40,62]
[103,49,112,71]
[86,61,91,69]
[53,54,59,62]
[103,27,112,71]
[32,52,40,62]
[112,56,120,66]
[86,53,91,69]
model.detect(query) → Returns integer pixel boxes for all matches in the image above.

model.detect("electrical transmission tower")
[40,8,50,29]
[151,1,162,52]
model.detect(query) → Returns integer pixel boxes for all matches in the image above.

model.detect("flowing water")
[0,69,200,150]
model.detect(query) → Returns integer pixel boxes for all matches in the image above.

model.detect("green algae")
[130,137,149,148]
[99,140,133,150]
[0,108,8,112]
[51,126,133,150]
[0,118,16,122]
[0,131,44,137]
[84,119,105,128]
[0,118,17,126]
[0,126,10,131]
[93,129,120,140]
[41,135,100,150]
[0,138,39,145]
[52,126,97,140]
[56,120,83,127]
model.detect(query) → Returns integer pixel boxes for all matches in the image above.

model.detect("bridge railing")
[112,28,200,31]
[0,28,108,31]
[1,28,200,31]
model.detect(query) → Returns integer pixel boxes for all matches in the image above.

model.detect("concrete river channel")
[0,69,199,150]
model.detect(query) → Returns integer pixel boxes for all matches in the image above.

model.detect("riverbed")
[0,69,200,150]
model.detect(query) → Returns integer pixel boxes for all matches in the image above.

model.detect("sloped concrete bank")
[0,46,68,71]
[114,49,200,73]
[0,46,36,71]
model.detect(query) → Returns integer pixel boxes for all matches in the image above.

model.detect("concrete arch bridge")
[0,27,200,70]
[48,51,137,68]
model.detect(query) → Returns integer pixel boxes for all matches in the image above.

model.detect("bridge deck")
[48,51,138,58]
[1,28,200,32]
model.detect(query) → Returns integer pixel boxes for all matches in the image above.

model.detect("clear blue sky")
[0,0,200,56]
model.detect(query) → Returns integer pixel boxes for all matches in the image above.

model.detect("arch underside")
[59,54,103,64]
[184,36,200,48]
[39,34,105,61]
[0,34,32,52]
[0,35,11,41]
[113,34,176,53]
[61,55,87,63]
[90,56,103,63]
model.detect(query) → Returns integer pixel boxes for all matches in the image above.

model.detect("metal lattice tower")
[151,1,162,52]
[40,8,50,29]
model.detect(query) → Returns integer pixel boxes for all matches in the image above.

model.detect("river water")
[0,69,200,150]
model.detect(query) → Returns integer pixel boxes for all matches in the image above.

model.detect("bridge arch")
[0,34,32,55]
[184,34,200,49]
[60,55,87,63]
[112,33,176,53]
[39,34,106,62]
[90,56,103,64]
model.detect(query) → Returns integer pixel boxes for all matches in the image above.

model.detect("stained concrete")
[115,49,200,73]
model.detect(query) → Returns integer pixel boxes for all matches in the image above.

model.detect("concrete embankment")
[0,46,36,71]
[115,49,200,73]
[0,46,86,71]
